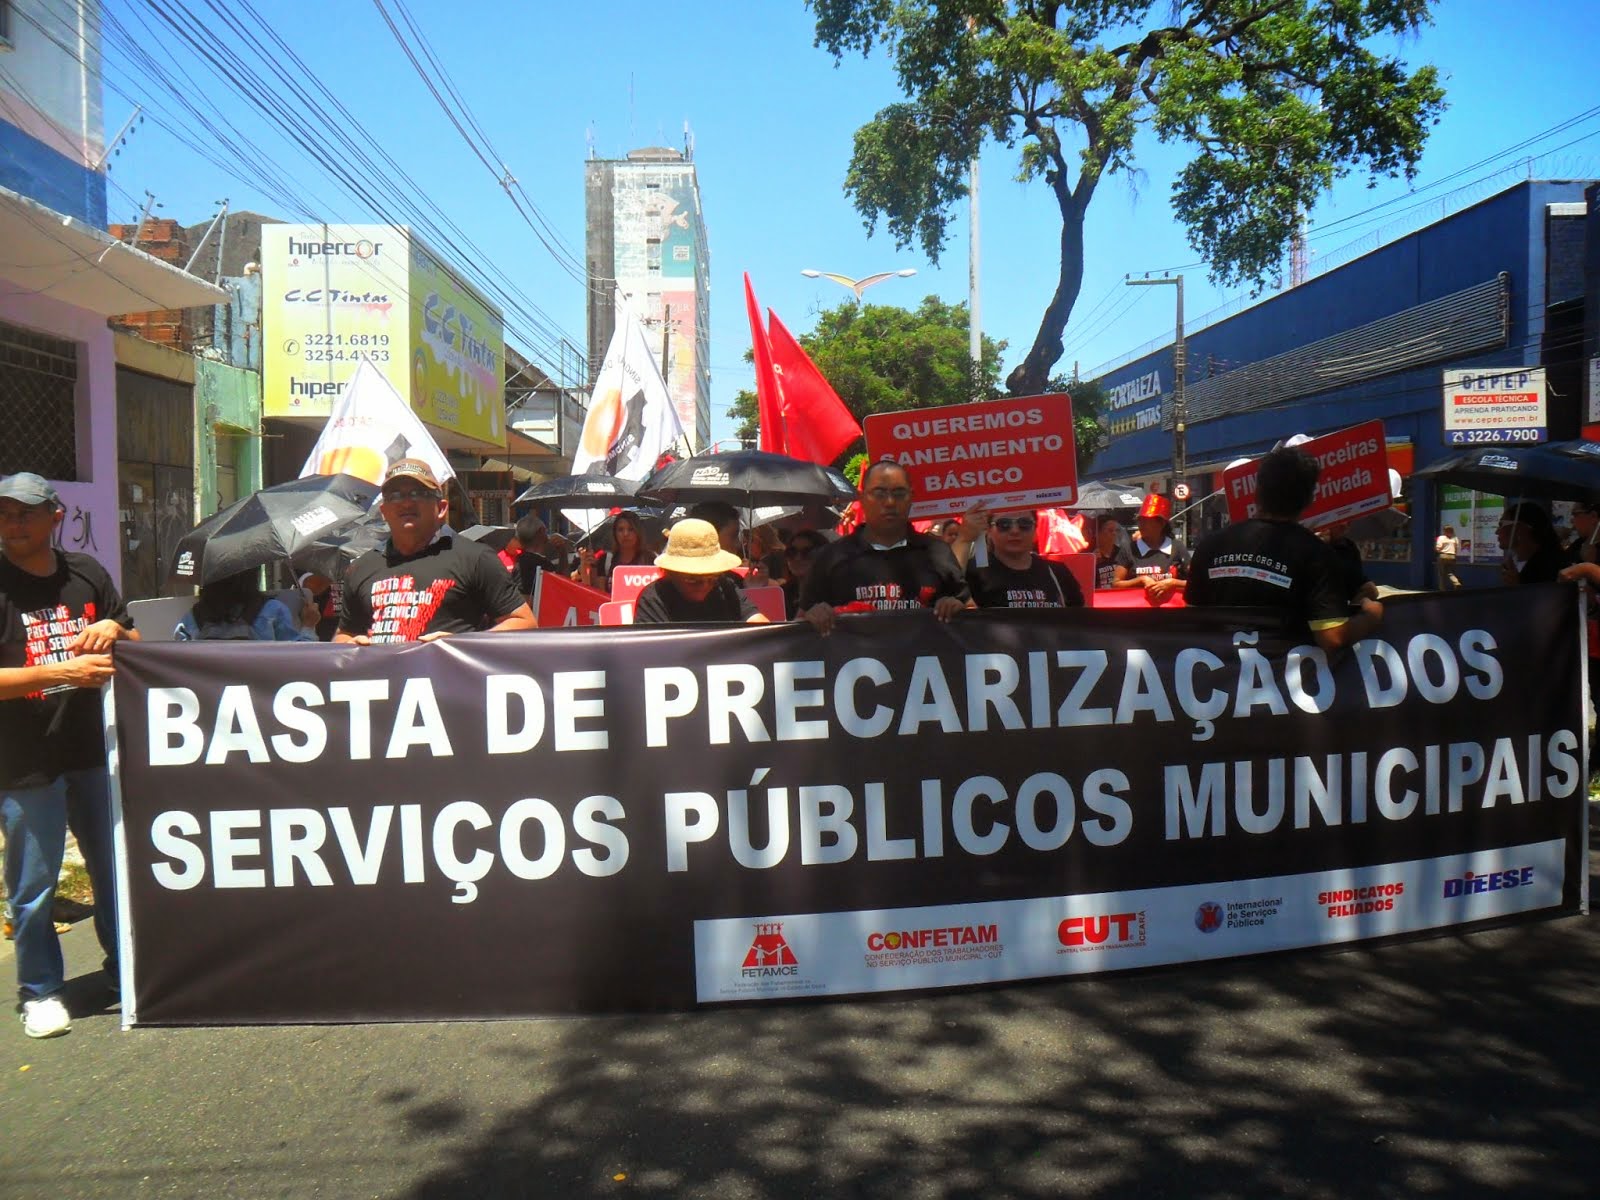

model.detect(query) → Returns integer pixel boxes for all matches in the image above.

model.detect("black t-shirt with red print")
[339,536,525,643]
[967,555,1085,609]
[798,527,970,612]
[0,551,131,788]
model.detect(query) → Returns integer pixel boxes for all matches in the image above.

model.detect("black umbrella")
[513,473,642,508]
[171,474,379,585]
[459,524,517,551]
[1066,481,1146,512]
[637,450,855,508]
[1413,439,1600,502]
[289,512,390,580]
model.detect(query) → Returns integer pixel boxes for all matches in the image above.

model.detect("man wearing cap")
[1128,493,1190,604]
[1187,447,1382,653]
[633,520,770,624]
[336,459,535,643]
[798,460,970,635]
[1,473,137,1038]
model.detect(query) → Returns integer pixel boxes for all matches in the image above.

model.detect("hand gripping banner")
[108,588,1587,1025]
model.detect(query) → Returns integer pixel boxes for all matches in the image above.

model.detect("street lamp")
[1125,273,1187,543]
[800,268,917,302]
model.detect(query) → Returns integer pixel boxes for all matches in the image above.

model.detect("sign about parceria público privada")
[1442,367,1547,446]
[261,224,505,446]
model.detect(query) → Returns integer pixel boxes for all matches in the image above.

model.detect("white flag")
[572,298,685,480]
[299,359,455,487]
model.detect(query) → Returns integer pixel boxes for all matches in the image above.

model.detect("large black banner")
[109,588,1587,1025]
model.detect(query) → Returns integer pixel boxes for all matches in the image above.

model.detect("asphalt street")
[2,828,1596,1200]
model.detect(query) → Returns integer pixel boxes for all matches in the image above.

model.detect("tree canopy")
[809,0,1446,394]
[729,294,1005,448]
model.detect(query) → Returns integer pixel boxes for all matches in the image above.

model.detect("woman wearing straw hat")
[634,520,771,625]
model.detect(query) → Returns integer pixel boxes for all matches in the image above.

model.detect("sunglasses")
[866,487,912,502]
[992,517,1036,532]
[382,487,437,502]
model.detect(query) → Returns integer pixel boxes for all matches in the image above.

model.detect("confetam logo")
[741,922,798,978]
[174,550,195,578]
[1194,901,1224,934]
[1057,912,1145,952]
[689,466,731,485]
[866,925,998,952]
[1478,454,1519,471]
[1442,867,1534,898]
[584,482,618,493]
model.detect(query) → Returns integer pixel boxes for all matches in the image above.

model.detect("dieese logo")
[1194,901,1223,933]
[741,922,798,978]
[1443,867,1534,898]
[1058,912,1145,952]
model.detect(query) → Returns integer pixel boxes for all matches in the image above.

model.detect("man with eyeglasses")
[336,459,535,644]
[798,460,969,635]
[1,472,137,1038]
[958,507,1085,609]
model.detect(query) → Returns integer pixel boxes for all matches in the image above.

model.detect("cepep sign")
[1443,367,1547,446]
[863,394,1078,518]
[1223,420,1392,528]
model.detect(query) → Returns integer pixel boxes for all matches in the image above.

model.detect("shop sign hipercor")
[1443,368,1547,446]
[863,394,1077,518]
[1222,420,1392,528]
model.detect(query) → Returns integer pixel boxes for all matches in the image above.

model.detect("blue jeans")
[2,768,119,1001]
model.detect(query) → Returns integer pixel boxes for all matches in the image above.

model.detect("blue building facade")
[1090,180,1597,588]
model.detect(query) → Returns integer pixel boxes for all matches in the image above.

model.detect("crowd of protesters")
[5,441,1599,1040]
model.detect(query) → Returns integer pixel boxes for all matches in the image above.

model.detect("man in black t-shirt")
[960,507,1085,609]
[336,459,534,644]
[1,473,138,1038]
[634,520,768,624]
[1188,448,1382,652]
[798,461,970,635]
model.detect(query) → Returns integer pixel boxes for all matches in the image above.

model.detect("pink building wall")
[0,289,121,588]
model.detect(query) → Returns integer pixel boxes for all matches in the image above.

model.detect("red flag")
[743,274,784,454]
[766,309,862,465]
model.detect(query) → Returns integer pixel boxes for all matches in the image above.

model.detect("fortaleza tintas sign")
[261,223,504,447]
[108,591,1586,1024]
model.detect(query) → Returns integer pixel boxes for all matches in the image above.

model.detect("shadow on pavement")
[391,842,1600,1199]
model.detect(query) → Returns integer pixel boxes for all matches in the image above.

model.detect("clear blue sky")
[100,0,1600,450]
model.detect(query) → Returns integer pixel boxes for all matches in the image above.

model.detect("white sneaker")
[21,994,71,1039]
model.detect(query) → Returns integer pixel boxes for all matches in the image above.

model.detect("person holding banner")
[1093,518,1135,590]
[1128,494,1189,604]
[1,473,138,1038]
[1187,448,1382,653]
[634,520,769,625]
[1496,504,1565,587]
[960,507,1085,609]
[798,460,970,635]
[336,460,535,644]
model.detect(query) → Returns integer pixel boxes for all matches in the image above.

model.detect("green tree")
[728,294,1005,458]
[809,1,1445,395]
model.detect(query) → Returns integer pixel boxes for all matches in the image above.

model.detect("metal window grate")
[0,320,79,481]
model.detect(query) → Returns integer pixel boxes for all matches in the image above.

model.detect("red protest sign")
[533,571,608,627]
[864,394,1078,518]
[1223,421,1391,528]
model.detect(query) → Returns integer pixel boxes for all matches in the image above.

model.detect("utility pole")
[969,156,982,400]
[1126,274,1187,542]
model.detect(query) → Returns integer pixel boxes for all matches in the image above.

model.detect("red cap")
[1138,493,1171,521]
